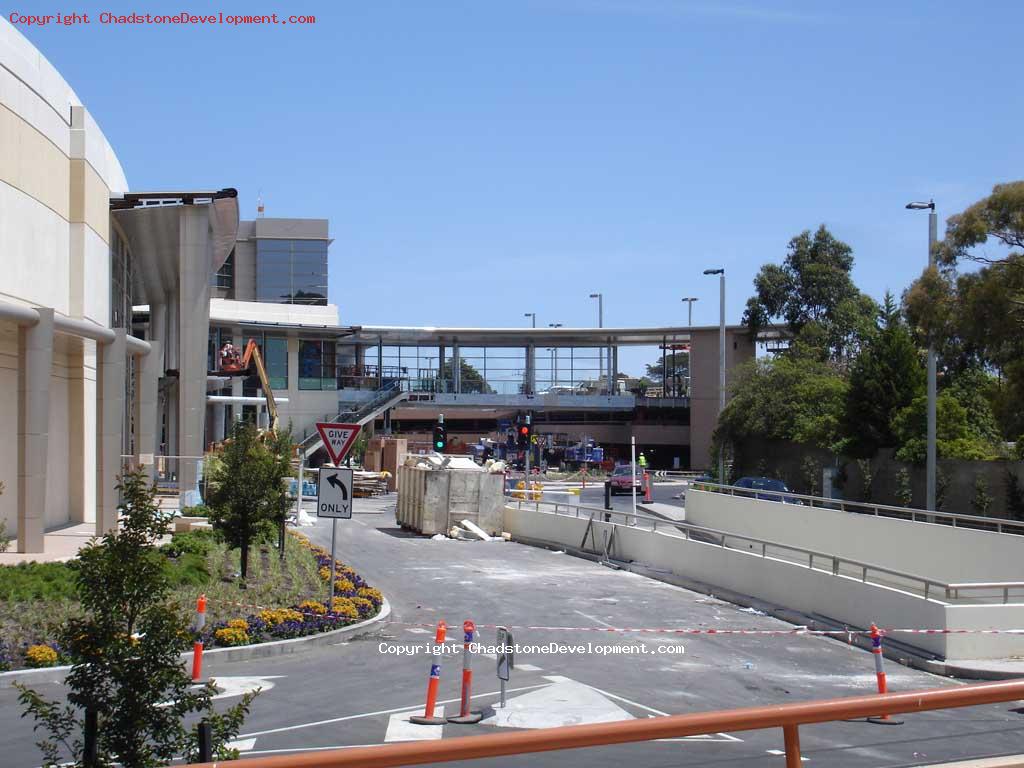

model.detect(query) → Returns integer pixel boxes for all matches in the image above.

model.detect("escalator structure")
[296,380,409,462]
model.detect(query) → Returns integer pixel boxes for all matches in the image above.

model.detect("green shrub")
[160,530,215,558]
[164,553,211,588]
[181,505,210,518]
[0,562,77,602]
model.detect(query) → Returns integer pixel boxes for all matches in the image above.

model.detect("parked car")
[609,464,644,495]
[732,476,801,504]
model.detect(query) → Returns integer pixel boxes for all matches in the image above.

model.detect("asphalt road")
[1,493,1023,767]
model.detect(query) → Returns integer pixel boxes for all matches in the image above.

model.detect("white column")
[97,328,127,535]
[212,402,226,442]
[18,308,53,553]
[453,340,461,394]
[133,340,161,483]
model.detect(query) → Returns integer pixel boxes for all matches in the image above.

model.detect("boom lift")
[214,339,279,432]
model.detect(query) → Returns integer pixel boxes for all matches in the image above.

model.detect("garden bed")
[0,530,381,670]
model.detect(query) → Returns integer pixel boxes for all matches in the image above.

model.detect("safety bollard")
[604,481,612,521]
[448,620,483,723]
[643,471,652,502]
[410,621,448,725]
[867,623,903,725]
[191,594,207,682]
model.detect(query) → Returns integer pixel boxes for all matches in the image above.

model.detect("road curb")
[0,598,391,689]
[510,533,1023,682]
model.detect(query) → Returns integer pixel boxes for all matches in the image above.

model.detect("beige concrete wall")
[504,504,1024,659]
[0,323,18,534]
[686,490,1024,584]
[688,327,755,470]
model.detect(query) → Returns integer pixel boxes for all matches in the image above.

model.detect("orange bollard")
[410,621,447,725]
[191,594,207,682]
[867,623,903,725]
[643,472,652,502]
[448,620,483,724]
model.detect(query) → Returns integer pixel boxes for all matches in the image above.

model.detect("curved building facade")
[0,17,141,551]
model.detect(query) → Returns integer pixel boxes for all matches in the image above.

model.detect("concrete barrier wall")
[686,490,1024,583]
[503,505,1024,660]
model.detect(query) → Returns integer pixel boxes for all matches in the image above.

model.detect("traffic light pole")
[524,414,531,478]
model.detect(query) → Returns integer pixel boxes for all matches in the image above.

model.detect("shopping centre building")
[0,17,758,553]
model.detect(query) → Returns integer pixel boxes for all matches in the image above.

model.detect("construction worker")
[638,452,648,470]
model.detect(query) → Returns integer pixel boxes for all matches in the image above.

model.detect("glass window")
[263,336,288,390]
[256,239,328,305]
[299,339,338,390]
[212,249,234,293]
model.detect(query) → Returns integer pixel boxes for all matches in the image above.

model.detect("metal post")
[783,724,801,768]
[83,708,98,768]
[718,272,726,482]
[927,209,937,513]
[328,518,338,607]
[630,435,638,525]
[524,413,531,478]
[197,721,213,763]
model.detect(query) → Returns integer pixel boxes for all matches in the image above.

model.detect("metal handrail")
[298,381,403,449]
[505,496,1024,604]
[183,679,1024,768]
[690,482,1024,535]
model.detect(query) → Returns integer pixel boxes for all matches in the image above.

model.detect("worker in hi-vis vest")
[638,452,648,469]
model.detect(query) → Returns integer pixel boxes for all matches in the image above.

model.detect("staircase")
[296,380,408,460]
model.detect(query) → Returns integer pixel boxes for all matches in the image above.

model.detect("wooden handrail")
[184,679,1024,768]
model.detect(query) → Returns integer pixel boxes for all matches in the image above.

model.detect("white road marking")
[484,680,634,729]
[384,711,444,741]
[237,683,551,739]
[573,609,616,628]
[767,749,809,760]
[208,676,283,700]
[405,627,430,634]
[226,737,257,751]
[517,663,543,672]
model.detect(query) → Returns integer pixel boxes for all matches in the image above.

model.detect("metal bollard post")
[604,481,612,522]
[410,621,448,725]
[191,593,206,682]
[83,708,98,768]
[448,620,483,723]
[197,721,213,762]
[867,623,903,725]
[643,471,652,503]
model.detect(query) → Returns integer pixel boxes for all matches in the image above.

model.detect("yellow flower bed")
[25,644,59,668]
[330,597,359,619]
[351,597,375,616]
[258,608,304,627]
[333,578,355,594]
[227,618,249,631]
[357,587,383,606]
[298,600,327,615]
[214,626,250,646]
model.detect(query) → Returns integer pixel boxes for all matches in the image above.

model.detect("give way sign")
[315,422,362,465]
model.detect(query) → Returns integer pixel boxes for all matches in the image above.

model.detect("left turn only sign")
[317,467,353,518]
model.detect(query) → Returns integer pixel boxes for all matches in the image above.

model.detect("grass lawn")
[0,530,327,667]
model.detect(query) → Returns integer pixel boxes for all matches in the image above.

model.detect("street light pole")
[589,293,603,388]
[549,323,563,385]
[524,312,536,328]
[906,200,938,512]
[681,297,698,327]
[704,269,726,482]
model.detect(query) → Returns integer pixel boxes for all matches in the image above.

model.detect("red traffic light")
[519,426,529,435]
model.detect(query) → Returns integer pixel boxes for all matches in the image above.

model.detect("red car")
[609,464,643,495]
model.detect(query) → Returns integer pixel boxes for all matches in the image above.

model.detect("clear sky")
[12,0,1024,376]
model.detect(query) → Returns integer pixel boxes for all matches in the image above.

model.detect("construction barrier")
[410,621,448,725]
[867,623,902,724]
[191,593,207,682]
[448,620,482,724]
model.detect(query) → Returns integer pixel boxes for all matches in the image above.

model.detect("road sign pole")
[328,518,338,607]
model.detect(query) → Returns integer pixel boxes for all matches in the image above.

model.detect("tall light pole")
[589,293,603,388]
[704,269,726,482]
[906,200,938,512]
[524,312,536,328]
[681,297,698,327]
[549,323,563,385]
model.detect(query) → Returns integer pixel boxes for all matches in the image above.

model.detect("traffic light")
[517,418,532,449]
[433,421,447,452]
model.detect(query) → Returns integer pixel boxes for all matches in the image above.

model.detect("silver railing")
[504,496,1024,605]
[688,482,1024,535]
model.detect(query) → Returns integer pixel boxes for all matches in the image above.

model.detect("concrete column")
[18,308,53,553]
[212,402,226,443]
[97,328,127,536]
[452,340,461,394]
[525,344,536,395]
[438,344,445,391]
[607,338,614,394]
[133,340,161,483]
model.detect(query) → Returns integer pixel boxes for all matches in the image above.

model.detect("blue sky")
[13,0,1024,376]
